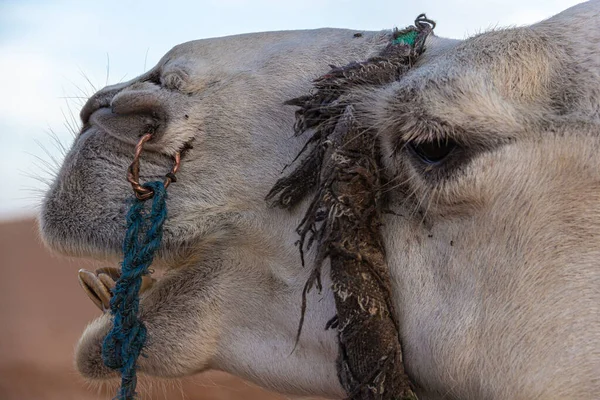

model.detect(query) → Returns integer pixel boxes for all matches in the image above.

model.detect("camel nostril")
[78,68,193,152]
[79,84,129,127]
[80,95,110,128]
[110,82,166,119]
[110,89,167,121]
[88,105,163,145]
[80,81,169,144]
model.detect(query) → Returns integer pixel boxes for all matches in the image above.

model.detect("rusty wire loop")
[127,133,181,200]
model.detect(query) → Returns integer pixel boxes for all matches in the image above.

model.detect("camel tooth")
[77,269,106,312]
[98,269,155,294]
[97,272,116,291]
[79,267,154,312]
[95,266,121,281]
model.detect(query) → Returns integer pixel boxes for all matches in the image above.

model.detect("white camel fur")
[41,2,600,399]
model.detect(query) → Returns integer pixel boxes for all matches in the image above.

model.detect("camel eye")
[408,139,457,164]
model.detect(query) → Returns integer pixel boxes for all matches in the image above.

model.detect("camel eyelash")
[407,138,458,165]
[403,134,515,182]
[403,139,469,180]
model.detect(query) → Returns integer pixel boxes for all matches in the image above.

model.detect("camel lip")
[38,215,177,273]
[39,229,123,264]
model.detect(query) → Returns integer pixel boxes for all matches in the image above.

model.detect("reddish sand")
[0,218,291,400]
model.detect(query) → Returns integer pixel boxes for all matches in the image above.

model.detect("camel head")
[40,1,600,399]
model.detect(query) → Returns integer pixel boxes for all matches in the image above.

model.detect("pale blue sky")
[0,0,582,219]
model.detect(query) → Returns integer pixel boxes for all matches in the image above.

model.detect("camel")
[40,1,600,399]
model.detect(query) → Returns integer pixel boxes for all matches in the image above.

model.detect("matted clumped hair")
[267,15,435,400]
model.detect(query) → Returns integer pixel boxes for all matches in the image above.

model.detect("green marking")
[393,30,418,46]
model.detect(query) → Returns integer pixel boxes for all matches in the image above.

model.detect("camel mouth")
[39,118,185,260]
[77,267,158,313]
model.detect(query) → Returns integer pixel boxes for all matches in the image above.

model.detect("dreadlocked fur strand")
[266,15,435,400]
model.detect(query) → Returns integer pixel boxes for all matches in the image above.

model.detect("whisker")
[144,47,150,72]
[381,173,413,194]
[14,190,47,203]
[60,87,82,137]
[67,78,93,100]
[63,95,82,131]
[33,138,62,170]
[25,151,57,173]
[79,68,98,93]
[179,379,188,400]
[105,52,110,86]
[420,186,437,225]
[60,112,78,138]
[46,127,70,157]
[57,96,88,100]
[118,72,128,84]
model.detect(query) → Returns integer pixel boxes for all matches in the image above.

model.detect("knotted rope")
[102,181,167,399]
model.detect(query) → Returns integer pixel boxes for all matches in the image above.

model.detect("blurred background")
[0,0,582,398]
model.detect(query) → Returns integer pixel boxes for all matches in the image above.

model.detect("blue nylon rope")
[102,181,167,400]
[392,29,418,46]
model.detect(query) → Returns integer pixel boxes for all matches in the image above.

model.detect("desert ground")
[0,218,294,400]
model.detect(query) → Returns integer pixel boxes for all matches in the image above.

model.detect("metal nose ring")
[126,133,181,200]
